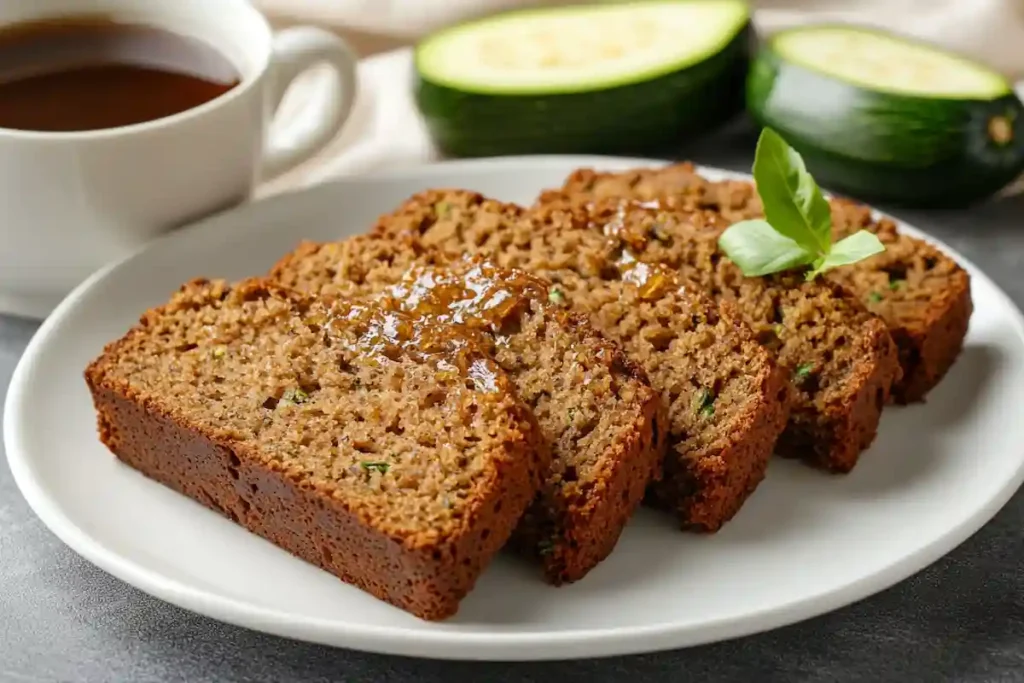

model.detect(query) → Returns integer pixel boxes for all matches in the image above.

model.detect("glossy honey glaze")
[321,297,508,395]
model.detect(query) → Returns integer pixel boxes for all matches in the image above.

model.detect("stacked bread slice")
[86,278,550,620]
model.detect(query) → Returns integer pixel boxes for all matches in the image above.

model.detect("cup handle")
[260,26,359,181]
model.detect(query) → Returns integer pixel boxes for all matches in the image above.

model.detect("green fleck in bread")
[84,277,548,620]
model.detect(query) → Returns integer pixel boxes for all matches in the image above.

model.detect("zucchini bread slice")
[84,278,549,620]
[567,271,790,530]
[823,198,972,404]
[297,191,791,532]
[274,252,664,583]
[548,163,971,403]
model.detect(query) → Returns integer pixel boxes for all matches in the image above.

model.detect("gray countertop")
[3,133,1024,682]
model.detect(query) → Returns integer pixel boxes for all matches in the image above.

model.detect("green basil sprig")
[718,128,885,280]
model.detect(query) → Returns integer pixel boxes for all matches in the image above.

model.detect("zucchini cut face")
[747,24,1024,207]
[773,26,1011,99]
[415,0,750,95]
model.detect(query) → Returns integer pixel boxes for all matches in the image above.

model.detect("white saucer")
[7,156,1024,661]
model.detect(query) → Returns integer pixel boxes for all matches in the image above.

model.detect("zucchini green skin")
[747,39,1024,208]
[415,24,753,158]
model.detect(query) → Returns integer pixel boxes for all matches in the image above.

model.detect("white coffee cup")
[0,0,359,319]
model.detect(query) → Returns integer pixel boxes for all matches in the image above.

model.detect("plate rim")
[7,155,1024,661]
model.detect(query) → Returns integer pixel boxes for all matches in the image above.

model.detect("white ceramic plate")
[7,157,1024,662]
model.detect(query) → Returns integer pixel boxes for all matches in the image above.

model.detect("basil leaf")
[721,127,888,280]
[806,230,885,279]
[718,219,816,277]
[753,128,833,255]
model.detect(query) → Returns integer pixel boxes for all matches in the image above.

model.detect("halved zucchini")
[747,25,1024,207]
[415,0,752,157]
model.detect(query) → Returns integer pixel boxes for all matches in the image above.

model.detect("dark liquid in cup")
[0,15,241,132]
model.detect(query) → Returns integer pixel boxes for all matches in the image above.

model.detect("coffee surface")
[0,15,240,132]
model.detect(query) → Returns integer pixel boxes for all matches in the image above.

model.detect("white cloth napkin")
[257,0,1024,81]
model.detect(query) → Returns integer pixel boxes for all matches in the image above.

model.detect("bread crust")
[827,198,973,404]
[889,276,972,403]
[646,301,792,530]
[514,313,666,582]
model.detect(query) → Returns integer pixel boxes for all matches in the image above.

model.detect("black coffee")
[0,15,241,132]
